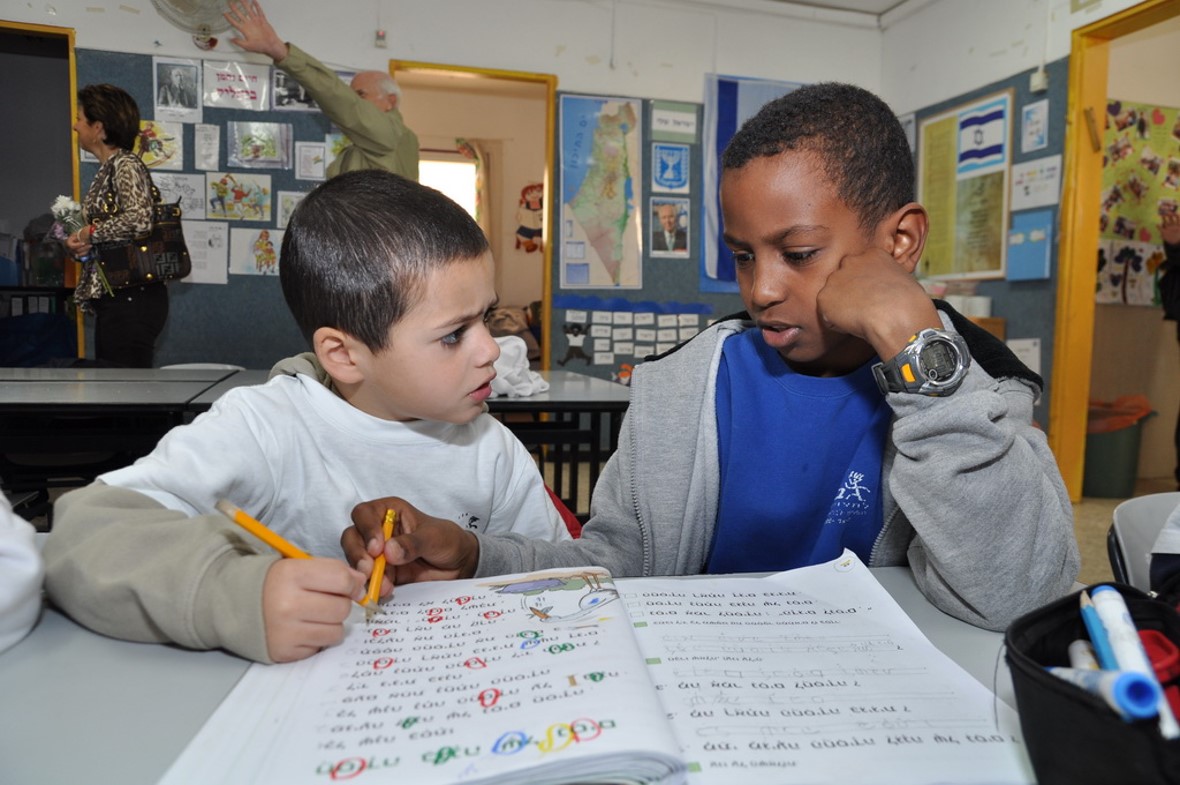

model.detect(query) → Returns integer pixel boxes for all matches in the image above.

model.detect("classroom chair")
[1107,491,1180,591]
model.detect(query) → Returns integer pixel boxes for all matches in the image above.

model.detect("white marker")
[1090,586,1180,739]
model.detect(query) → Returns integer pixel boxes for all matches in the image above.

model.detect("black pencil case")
[1004,581,1180,785]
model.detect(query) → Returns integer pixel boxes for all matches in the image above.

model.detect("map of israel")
[560,95,642,288]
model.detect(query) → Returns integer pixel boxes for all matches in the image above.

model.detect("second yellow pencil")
[364,509,397,607]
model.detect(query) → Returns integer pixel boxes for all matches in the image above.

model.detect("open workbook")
[159,552,1033,785]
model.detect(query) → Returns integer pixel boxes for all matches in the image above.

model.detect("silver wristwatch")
[872,328,970,396]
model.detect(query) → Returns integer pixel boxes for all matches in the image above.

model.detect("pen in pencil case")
[1090,586,1180,739]
[1047,666,1160,722]
[215,499,311,560]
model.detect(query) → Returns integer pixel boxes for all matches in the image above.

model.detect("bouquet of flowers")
[49,194,111,296]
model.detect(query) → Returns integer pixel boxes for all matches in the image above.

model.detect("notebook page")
[619,550,1034,785]
[159,567,684,785]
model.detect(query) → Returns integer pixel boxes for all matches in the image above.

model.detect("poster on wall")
[918,90,1012,280]
[1096,98,1180,306]
[206,172,272,222]
[134,120,184,171]
[558,94,643,289]
[203,61,270,111]
[154,57,202,124]
[229,227,283,275]
[650,197,690,258]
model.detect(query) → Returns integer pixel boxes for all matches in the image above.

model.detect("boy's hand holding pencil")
[344,498,482,593]
[216,500,366,663]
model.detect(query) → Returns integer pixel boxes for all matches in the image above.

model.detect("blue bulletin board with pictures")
[76,48,331,369]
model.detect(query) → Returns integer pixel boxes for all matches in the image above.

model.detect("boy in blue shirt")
[350,83,1080,630]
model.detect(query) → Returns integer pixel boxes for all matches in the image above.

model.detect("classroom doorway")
[1052,0,1180,501]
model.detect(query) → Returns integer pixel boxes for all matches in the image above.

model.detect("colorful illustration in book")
[486,570,619,623]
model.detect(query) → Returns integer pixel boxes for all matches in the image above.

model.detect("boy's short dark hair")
[280,170,490,351]
[77,84,141,152]
[721,82,914,231]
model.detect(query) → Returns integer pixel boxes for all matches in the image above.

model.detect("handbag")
[1004,580,1180,785]
[92,179,192,290]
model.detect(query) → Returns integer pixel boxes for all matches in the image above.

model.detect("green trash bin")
[1082,395,1155,498]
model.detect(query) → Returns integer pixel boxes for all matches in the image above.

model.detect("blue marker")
[1047,666,1160,721]
[1079,590,1118,670]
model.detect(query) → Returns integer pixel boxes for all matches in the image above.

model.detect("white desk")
[0,567,1013,785]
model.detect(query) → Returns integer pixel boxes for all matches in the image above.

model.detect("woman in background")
[66,84,168,367]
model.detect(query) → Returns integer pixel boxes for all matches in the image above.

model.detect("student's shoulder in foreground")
[43,482,278,661]
[0,493,44,653]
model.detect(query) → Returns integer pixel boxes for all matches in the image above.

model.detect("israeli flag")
[957,96,1008,176]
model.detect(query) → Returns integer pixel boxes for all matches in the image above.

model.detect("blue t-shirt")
[706,330,891,573]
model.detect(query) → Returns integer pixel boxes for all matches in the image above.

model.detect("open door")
[1051,0,1180,500]
[389,60,557,369]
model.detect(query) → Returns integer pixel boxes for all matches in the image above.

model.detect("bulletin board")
[917,89,1013,280]
[549,94,747,385]
[77,48,328,369]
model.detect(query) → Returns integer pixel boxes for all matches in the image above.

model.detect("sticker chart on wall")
[1096,98,1180,306]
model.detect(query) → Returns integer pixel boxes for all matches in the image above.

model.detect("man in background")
[225,0,419,181]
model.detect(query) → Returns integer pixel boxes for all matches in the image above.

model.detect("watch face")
[918,339,959,382]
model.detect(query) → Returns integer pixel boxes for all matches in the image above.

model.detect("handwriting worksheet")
[620,555,1034,784]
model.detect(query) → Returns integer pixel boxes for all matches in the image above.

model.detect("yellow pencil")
[215,499,311,560]
[364,509,397,608]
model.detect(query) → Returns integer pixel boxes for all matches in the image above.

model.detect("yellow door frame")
[1051,0,1180,501]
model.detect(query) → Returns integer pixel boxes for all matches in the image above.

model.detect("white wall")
[4,0,881,102]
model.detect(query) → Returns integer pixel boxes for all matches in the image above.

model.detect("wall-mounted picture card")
[194,124,220,171]
[649,196,690,258]
[229,227,283,276]
[206,172,272,222]
[271,70,317,111]
[153,173,207,220]
[203,61,270,111]
[227,121,292,169]
[651,142,689,194]
[276,191,307,229]
[181,220,228,285]
[295,142,325,181]
[324,132,347,173]
[154,56,202,124]
[134,120,183,170]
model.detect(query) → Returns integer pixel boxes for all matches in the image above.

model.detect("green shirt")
[279,44,419,180]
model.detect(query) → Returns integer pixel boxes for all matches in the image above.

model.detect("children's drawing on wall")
[558,94,643,288]
[1098,98,1180,304]
[276,191,307,229]
[206,173,272,222]
[514,182,544,253]
[649,197,690,258]
[227,121,292,169]
[153,173,207,221]
[180,220,228,285]
[229,227,284,276]
[134,120,183,171]
[486,569,619,623]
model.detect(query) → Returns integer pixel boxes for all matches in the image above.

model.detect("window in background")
[419,158,477,220]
